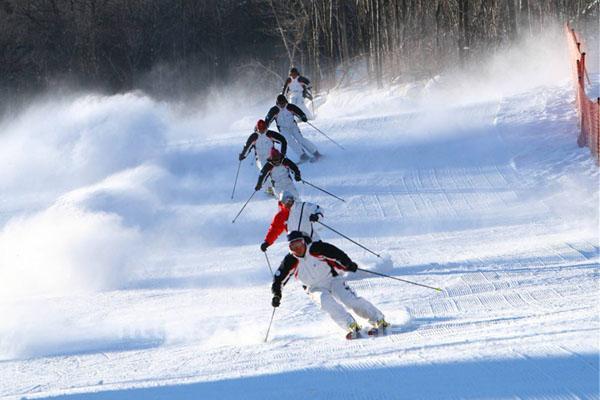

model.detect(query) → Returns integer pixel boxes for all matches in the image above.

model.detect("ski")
[367,327,386,337]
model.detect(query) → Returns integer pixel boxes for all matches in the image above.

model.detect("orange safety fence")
[565,23,600,164]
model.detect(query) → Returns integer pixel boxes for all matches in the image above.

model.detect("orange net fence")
[565,23,600,164]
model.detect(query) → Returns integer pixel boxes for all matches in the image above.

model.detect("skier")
[265,94,321,164]
[260,190,323,253]
[271,231,389,339]
[282,67,313,119]
[255,148,302,200]
[239,119,288,195]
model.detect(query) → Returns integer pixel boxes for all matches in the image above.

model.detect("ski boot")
[309,151,322,163]
[367,319,390,336]
[298,153,310,164]
[345,322,361,340]
[265,187,275,196]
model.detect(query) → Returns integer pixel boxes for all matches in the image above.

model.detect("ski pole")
[317,221,381,258]
[357,267,443,292]
[231,159,242,200]
[301,179,345,203]
[264,307,277,343]
[264,251,274,276]
[232,190,257,223]
[305,121,345,150]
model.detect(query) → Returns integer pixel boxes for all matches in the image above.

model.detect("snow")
[0,30,598,399]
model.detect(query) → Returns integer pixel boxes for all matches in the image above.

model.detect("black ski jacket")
[265,104,307,127]
[255,158,301,189]
[282,75,312,99]
[240,129,287,159]
[271,241,355,298]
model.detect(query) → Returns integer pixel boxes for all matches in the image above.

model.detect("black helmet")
[290,67,299,75]
[287,230,305,243]
[276,94,288,105]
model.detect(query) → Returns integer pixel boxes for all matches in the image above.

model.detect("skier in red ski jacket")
[271,231,389,339]
[260,190,323,252]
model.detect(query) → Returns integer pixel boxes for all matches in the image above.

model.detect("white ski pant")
[307,277,384,330]
[279,124,318,158]
[271,176,299,201]
[289,91,313,120]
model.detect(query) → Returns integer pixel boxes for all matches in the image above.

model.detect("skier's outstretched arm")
[310,241,357,272]
[298,76,311,86]
[255,164,273,191]
[240,132,258,160]
[283,159,301,181]
[287,104,307,122]
[264,209,288,247]
[268,130,288,156]
[271,254,297,305]
[265,106,279,127]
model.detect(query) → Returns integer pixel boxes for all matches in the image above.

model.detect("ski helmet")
[289,67,299,75]
[276,94,287,106]
[256,119,267,132]
[287,230,305,243]
[279,190,295,204]
[269,148,282,162]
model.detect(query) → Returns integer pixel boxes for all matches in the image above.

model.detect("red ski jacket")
[264,202,290,245]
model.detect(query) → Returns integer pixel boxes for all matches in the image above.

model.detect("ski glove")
[346,261,358,272]
[294,174,302,182]
[271,295,281,308]
[301,116,308,122]
[260,241,269,252]
[238,153,246,161]
[309,213,321,222]
[255,183,262,191]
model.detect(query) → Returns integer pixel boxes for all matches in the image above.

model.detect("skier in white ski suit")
[260,190,323,252]
[265,94,321,164]
[239,119,288,194]
[255,148,301,200]
[282,67,313,120]
[271,231,388,339]
[239,119,287,170]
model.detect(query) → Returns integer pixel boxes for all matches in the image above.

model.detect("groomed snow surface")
[0,32,598,399]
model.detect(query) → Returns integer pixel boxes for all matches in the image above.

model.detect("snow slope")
[0,32,598,399]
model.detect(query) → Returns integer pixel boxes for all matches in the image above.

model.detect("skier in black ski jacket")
[265,94,321,163]
[282,67,313,117]
[239,119,288,196]
[239,119,287,170]
[271,231,389,339]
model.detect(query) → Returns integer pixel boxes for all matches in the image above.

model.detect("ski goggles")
[289,238,306,256]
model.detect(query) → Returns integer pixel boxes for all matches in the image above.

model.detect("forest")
[0,0,597,107]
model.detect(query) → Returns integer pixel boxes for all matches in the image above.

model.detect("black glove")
[255,183,262,191]
[301,115,308,122]
[260,241,269,252]
[346,261,358,272]
[295,174,301,182]
[271,295,281,308]
[309,213,320,222]
[238,153,245,161]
